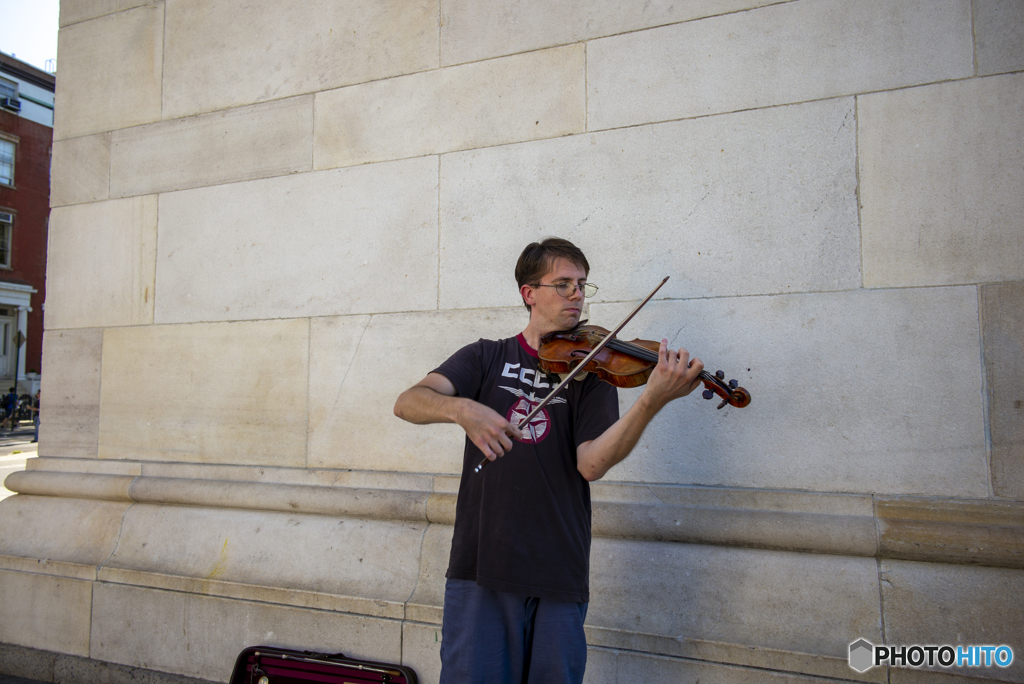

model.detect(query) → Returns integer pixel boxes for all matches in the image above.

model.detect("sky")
[0,0,60,72]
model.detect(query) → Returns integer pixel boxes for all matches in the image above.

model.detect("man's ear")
[520,283,536,308]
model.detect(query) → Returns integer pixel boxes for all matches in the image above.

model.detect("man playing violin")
[393,237,704,684]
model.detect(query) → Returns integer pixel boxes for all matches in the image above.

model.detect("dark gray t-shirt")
[433,333,619,603]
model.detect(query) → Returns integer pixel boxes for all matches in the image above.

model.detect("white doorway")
[0,308,13,382]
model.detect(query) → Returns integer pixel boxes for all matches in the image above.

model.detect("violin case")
[229,646,418,684]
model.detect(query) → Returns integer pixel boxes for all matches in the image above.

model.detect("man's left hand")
[641,339,704,410]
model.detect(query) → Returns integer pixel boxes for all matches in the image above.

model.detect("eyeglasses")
[530,282,599,298]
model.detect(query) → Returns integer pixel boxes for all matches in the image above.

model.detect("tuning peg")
[702,389,714,400]
[728,379,738,389]
[715,370,725,380]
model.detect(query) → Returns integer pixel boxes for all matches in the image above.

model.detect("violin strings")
[600,333,722,387]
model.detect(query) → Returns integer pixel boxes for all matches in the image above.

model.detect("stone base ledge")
[6,461,1024,569]
[584,627,889,683]
[877,497,1024,568]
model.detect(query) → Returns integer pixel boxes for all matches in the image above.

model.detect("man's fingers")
[498,431,514,453]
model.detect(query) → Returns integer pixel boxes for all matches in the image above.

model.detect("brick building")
[0,52,54,395]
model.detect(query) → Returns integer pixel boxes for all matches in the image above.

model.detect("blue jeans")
[440,578,588,684]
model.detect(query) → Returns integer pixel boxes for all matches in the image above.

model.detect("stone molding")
[6,465,1022,569]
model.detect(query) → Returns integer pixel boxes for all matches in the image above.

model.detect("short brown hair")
[515,237,590,312]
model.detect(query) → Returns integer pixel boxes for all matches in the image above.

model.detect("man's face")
[524,257,588,332]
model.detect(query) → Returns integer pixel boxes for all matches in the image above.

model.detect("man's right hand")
[394,373,523,461]
[455,400,523,461]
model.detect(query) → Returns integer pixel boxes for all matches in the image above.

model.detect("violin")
[538,324,751,409]
[474,277,747,473]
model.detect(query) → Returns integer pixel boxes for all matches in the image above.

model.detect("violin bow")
[474,276,670,473]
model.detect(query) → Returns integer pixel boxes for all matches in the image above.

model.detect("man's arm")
[394,373,524,461]
[576,339,704,482]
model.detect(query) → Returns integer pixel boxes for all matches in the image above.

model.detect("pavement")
[0,676,44,684]
[0,424,38,501]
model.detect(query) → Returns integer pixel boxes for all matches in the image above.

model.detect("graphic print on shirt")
[499,386,566,443]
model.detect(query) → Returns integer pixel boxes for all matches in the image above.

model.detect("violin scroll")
[700,369,751,409]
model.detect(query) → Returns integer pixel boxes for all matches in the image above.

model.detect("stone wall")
[2,1,1023,683]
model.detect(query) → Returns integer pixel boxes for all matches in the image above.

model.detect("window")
[0,212,11,268]
[0,78,16,100]
[0,139,13,186]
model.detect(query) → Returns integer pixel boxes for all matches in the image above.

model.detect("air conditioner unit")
[0,98,21,112]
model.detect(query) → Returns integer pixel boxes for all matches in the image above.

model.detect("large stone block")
[53,4,163,140]
[59,0,151,27]
[154,157,438,324]
[982,282,1024,499]
[0,569,92,657]
[440,0,787,66]
[439,98,858,309]
[314,45,585,169]
[306,314,373,469]
[161,0,438,119]
[406,524,452,624]
[860,73,1024,288]
[308,308,527,474]
[582,648,617,684]
[53,653,217,684]
[881,560,1024,681]
[587,287,989,497]
[50,133,111,207]
[401,622,442,684]
[100,504,426,608]
[975,0,1024,76]
[89,583,402,682]
[610,652,858,684]
[110,96,314,198]
[587,0,973,130]
[587,539,882,660]
[46,196,157,330]
[0,495,129,569]
[97,320,308,465]
[38,328,103,458]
